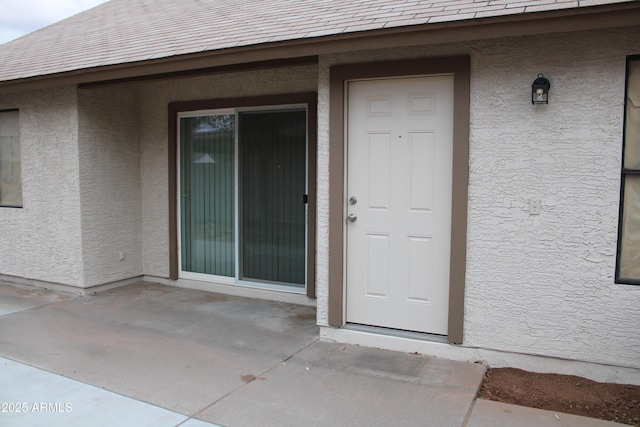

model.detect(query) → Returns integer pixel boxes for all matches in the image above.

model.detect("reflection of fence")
[180,115,236,277]
[192,222,234,241]
[186,239,235,277]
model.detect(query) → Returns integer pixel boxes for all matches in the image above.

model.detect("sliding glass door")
[239,110,306,285]
[180,113,236,277]
[179,107,307,290]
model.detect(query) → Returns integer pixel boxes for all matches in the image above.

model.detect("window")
[178,106,308,291]
[617,56,640,283]
[0,109,21,208]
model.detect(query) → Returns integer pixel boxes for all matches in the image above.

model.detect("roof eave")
[1,2,639,93]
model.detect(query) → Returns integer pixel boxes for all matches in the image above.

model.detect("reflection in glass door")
[180,114,236,277]
[179,108,307,290]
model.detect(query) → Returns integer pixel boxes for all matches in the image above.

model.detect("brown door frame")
[168,92,318,298]
[328,56,470,344]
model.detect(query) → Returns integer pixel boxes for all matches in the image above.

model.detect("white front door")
[346,76,454,335]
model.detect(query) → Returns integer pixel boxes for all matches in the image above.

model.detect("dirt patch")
[478,368,640,426]
[240,374,265,383]
[292,312,316,321]
[241,374,256,383]
[194,293,229,303]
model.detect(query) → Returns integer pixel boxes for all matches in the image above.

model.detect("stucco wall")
[77,86,143,287]
[464,28,640,370]
[0,86,84,285]
[315,26,640,369]
[137,65,318,278]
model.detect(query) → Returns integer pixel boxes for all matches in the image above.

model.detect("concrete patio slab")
[0,281,626,427]
[0,281,75,316]
[199,341,486,427]
[0,357,218,427]
[467,399,631,427]
[0,283,318,415]
[293,340,485,390]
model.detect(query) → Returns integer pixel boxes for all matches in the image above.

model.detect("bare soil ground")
[478,368,640,426]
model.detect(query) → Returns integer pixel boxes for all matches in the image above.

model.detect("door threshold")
[345,323,448,344]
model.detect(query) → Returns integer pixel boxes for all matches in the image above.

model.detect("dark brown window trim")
[168,92,318,298]
[615,54,640,286]
[0,108,22,209]
[328,56,470,344]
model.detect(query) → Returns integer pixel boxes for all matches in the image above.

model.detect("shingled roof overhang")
[1,1,639,93]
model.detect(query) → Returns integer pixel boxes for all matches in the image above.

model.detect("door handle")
[347,213,357,222]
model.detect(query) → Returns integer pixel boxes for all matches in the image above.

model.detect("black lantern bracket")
[532,73,551,105]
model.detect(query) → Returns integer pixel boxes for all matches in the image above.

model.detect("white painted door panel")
[346,76,454,335]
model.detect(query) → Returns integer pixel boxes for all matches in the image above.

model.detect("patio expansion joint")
[461,363,489,427]
[190,337,320,419]
[462,394,482,427]
[0,296,81,318]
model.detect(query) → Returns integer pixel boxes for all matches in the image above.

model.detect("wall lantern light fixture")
[532,73,551,105]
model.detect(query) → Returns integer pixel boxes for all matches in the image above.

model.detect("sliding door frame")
[169,93,317,298]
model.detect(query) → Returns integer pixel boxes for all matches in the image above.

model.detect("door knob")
[347,213,357,222]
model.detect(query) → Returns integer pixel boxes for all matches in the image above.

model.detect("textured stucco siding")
[138,66,318,278]
[315,26,640,369]
[77,86,143,287]
[0,87,84,285]
[463,28,640,369]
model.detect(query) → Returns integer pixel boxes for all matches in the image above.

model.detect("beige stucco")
[0,86,84,286]
[315,26,640,370]
[77,86,143,287]
[136,65,318,278]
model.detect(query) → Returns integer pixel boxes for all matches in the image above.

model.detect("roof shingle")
[0,0,635,83]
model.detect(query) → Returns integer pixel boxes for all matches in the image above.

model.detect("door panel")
[367,133,391,209]
[365,233,390,297]
[407,236,432,302]
[409,132,434,211]
[239,110,307,286]
[346,76,454,335]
